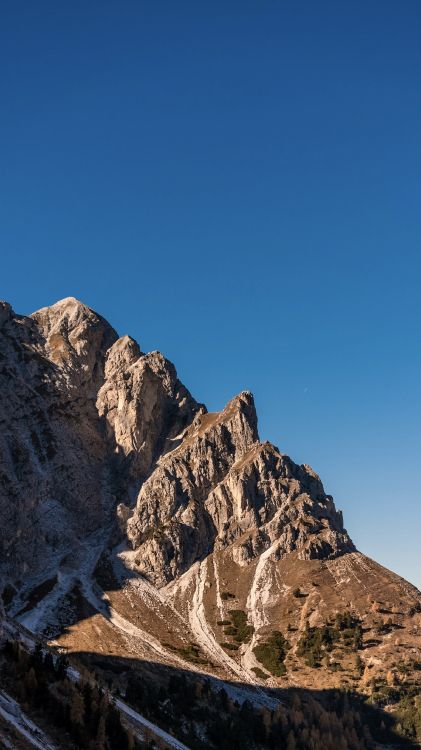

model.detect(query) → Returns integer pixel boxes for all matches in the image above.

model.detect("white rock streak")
[0,691,56,750]
[115,698,191,750]
[247,539,279,630]
[187,558,280,709]
[18,527,111,635]
[242,539,280,679]
[212,556,224,621]
[189,559,252,684]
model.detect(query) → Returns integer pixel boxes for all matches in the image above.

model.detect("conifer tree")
[70,690,85,729]
[24,666,38,699]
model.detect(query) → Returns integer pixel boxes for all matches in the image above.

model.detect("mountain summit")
[0,297,353,588]
[1,298,420,748]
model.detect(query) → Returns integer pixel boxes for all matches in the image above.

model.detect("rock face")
[125,392,353,585]
[97,338,200,486]
[0,297,116,579]
[1,297,420,709]
[0,297,199,583]
[0,296,353,589]
[2,295,421,750]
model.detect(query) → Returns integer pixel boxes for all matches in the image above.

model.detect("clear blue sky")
[1,1,420,588]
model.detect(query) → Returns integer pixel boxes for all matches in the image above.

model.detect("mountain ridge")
[1,297,420,748]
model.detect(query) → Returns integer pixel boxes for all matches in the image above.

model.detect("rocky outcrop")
[124,391,260,583]
[206,441,353,563]
[123,393,353,585]
[0,299,116,582]
[0,298,199,586]
[31,296,118,396]
[2,296,421,716]
[0,297,352,595]
[97,338,200,485]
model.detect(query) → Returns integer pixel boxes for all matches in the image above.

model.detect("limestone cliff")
[0,297,199,583]
[0,296,352,589]
[1,297,420,709]
[124,392,353,585]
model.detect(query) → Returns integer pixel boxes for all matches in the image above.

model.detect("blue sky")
[1,1,420,588]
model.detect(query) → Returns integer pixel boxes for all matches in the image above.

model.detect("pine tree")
[24,666,38,699]
[70,690,85,728]
[31,642,44,671]
[83,682,93,724]
[355,654,364,676]
[43,651,54,673]
[55,653,69,680]
[106,703,129,750]
[93,714,106,750]
[127,729,135,750]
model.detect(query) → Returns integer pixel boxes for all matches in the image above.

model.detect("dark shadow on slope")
[65,650,418,750]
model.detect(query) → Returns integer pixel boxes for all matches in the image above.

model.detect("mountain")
[1,297,420,750]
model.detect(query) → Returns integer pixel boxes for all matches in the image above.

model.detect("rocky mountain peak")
[122,385,353,585]
[30,297,118,393]
[1,298,420,750]
[103,335,142,378]
[0,300,13,328]
[0,297,354,588]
